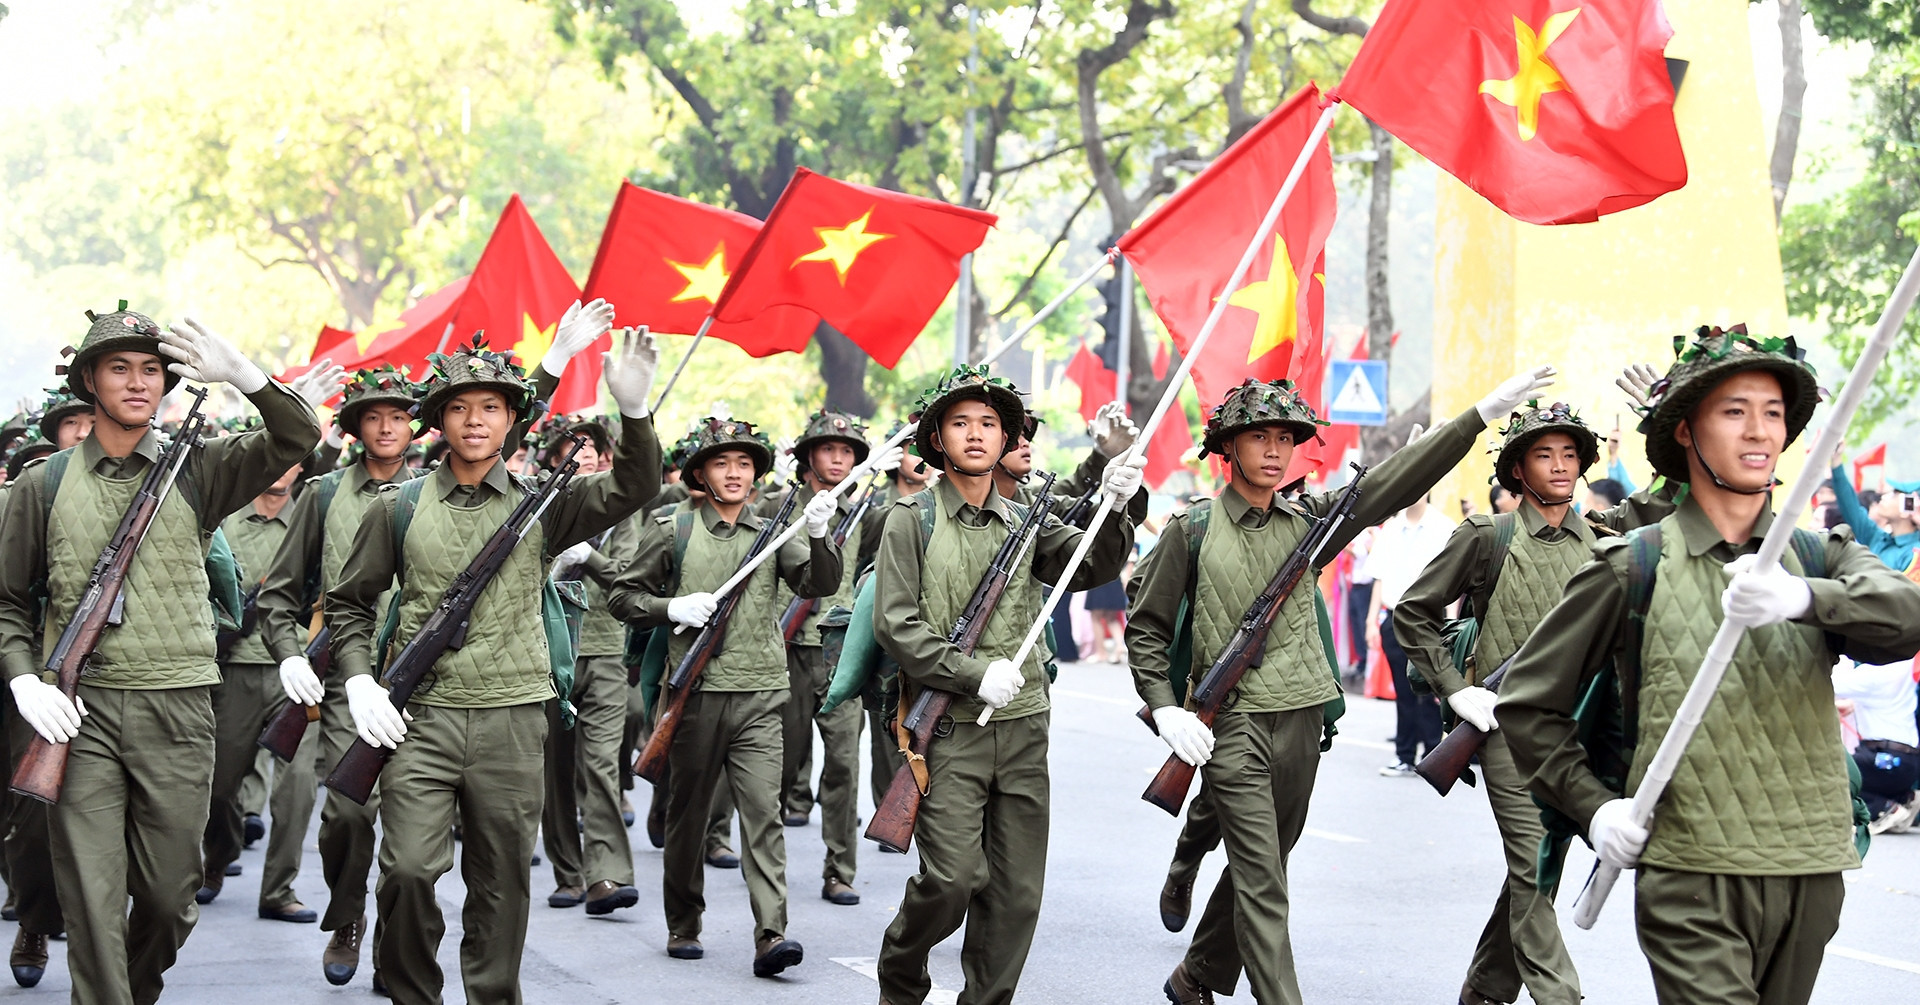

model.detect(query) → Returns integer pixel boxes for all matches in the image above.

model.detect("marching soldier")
[327,320,661,1005]
[873,365,1142,1005]
[1127,368,1554,1005]
[540,417,644,916]
[608,416,841,974]
[0,307,321,1004]
[1500,328,1920,1005]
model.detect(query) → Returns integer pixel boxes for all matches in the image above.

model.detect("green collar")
[1519,499,1593,543]
[698,496,767,534]
[936,475,1014,525]
[1216,484,1302,527]
[1674,493,1773,558]
[428,457,516,501]
[77,427,161,471]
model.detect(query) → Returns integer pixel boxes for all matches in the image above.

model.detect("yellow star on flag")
[512,314,557,371]
[791,208,892,285]
[1479,9,1581,142]
[667,244,731,305]
[1219,237,1302,364]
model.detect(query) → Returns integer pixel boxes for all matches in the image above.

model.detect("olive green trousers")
[1464,730,1579,1004]
[1634,867,1843,1005]
[50,685,214,1005]
[204,662,315,910]
[542,655,634,889]
[782,644,862,883]
[375,702,547,1005]
[316,669,381,934]
[661,688,789,943]
[877,712,1050,1005]
[5,685,63,937]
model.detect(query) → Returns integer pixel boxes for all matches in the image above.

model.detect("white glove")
[1616,362,1662,411]
[668,592,719,634]
[279,655,324,707]
[1588,798,1649,869]
[344,674,408,749]
[976,659,1025,709]
[9,676,84,745]
[1721,554,1811,629]
[1475,365,1558,424]
[1100,452,1146,505]
[773,441,798,484]
[324,424,347,450]
[803,491,838,538]
[550,541,593,577]
[159,318,269,393]
[1089,401,1139,458]
[542,298,616,379]
[868,442,905,475]
[603,326,659,418]
[1152,706,1215,767]
[288,359,348,407]
[1404,422,1426,448]
[1447,685,1500,732]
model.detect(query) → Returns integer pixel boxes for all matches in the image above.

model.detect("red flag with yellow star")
[446,195,599,413]
[582,182,820,357]
[1117,85,1336,413]
[711,168,997,368]
[1332,0,1685,225]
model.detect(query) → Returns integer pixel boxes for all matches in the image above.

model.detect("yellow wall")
[1428,0,1803,519]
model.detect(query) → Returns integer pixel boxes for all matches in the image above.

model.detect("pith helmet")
[1492,401,1599,493]
[681,417,775,492]
[793,410,870,469]
[910,365,1026,471]
[35,388,92,444]
[1199,378,1328,457]
[1638,325,1820,483]
[415,334,537,431]
[6,440,54,482]
[336,364,422,437]
[58,301,176,404]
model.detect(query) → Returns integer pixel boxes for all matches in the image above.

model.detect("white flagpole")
[974,101,1342,726]
[1572,241,1920,929]
[649,315,716,414]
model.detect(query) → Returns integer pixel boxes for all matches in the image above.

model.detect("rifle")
[633,484,804,784]
[12,386,211,803]
[865,472,1057,854]
[323,435,586,805]
[1058,484,1099,530]
[256,624,333,761]
[1141,462,1368,816]
[215,580,264,662]
[777,475,882,643]
[1413,659,1511,796]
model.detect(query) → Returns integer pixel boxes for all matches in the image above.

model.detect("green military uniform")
[202,503,315,916]
[0,465,63,988]
[1499,328,1920,1005]
[1127,378,1491,1005]
[257,364,430,983]
[0,304,321,1005]
[865,476,917,811]
[326,341,660,1004]
[608,417,841,959]
[873,367,1133,1005]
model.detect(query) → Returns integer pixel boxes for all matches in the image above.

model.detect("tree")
[1767,0,1807,220]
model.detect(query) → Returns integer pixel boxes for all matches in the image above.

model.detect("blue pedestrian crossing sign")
[1326,360,1389,425]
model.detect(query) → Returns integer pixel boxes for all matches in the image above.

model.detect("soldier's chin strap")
[1690,439,1779,496]
[96,401,152,434]
[1520,476,1576,508]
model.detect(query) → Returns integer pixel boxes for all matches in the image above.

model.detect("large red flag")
[448,196,596,413]
[1118,85,1336,414]
[712,168,997,368]
[1290,311,1363,484]
[327,277,471,377]
[581,182,819,357]
[1852,442,1887,492]
[1143,340,1196,490]
[1064,341,1118,422]
[1333,0,1685,225]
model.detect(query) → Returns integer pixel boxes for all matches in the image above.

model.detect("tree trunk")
[815,323,875,417]
[1359,121,1402,463]
[1771,0,1807,220]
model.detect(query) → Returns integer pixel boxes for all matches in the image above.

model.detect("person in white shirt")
[1834,657,1920,833]
[1362,494,1456,775]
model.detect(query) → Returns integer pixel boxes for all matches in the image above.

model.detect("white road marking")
[1826,945,1920,975]
[832,957,958,1004]
[1304,827,1367,844]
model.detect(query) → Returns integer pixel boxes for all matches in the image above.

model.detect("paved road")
[11,661,1917,1002]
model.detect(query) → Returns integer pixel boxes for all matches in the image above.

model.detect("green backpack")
[1409,511,1518,696]
[379,476,581,727]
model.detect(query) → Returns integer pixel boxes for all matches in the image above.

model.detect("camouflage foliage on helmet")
[1199,378,1328,457]
[1636,324,1821,483]
[681,416,776,491]
[415,333,537,430]
[910,364,1025,470]
[58,300,178,404]
[336,363,422,435]
[792,410,871,469]
[1491,400,1600,493]
[34,387,92,444]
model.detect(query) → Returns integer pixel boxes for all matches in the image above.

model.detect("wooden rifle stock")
[865,475,1056,853]
[324,437,585,805]
[1141,463,1368,816]
[1413,659,1511,796]
[777,477,883,643]
[13,387,209,804]
[257,625,333,761]
[634,486,802,784]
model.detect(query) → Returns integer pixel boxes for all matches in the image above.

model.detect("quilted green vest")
[1473,517,1595,683]
[668,511,787,692]
[392,485,554,707]
[319,466,413,627]
[802,498,863,644]
[918,499,1047,722]
[1630,520,1856,875]
[577,574,626,658]
[43,458,218,689]
[1192,504,1334,714]
[221,511,289,667]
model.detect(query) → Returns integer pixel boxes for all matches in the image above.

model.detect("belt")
[1860,738,1920,756]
